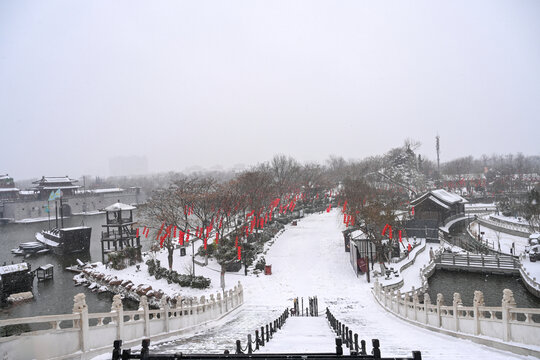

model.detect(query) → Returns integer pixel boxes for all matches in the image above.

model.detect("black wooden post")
[372,339,381,359]
[348,330,353,349]
[302,297,304,316]
[266,324,270,342]
[342,324,346,342]
[255,330,260,350]
[236,340,243,354]
[247,334,253,354]
[412,350,422,360]
[354,333,359,353]
[361,339,366,355]
[112,340,122,360]
[141,339,150,359]
[260,326,265,346]
[121,349,131,359]
[335,337,343,356]
[345,326,349,347]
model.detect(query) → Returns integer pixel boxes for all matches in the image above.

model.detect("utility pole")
[436,135,441,182]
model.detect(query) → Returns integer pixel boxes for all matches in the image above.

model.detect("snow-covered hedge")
[146,259,211,289]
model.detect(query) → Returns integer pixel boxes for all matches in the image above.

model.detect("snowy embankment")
[96,211,535,358]
[469,221,530,256]
[375,238,434,292]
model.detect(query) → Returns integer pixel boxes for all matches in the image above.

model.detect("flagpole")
[48,200,51,230]
[55,200,58,229]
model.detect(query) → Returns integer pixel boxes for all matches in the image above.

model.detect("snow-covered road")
[150,211,531,358]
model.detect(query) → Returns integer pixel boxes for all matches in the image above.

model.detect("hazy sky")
[1,1,539,180]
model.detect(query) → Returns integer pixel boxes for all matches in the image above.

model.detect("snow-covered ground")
[521,256,540,286]
[375,238,435,292]
[491,214,530,227]
[469,221,530,256]
[259,317,339,354]
[96,211,536,358]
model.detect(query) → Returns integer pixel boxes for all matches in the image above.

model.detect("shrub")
[255,257,266,271]
[145,259,211,289]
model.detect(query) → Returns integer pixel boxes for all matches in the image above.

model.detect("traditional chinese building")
[410,189,467,225]
[32,176,81,200]
[0,174,20,201]
[100,202,141,266]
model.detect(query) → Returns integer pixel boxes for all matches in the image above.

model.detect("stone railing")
[0,282,244,360]
[488,215,531,234]
[372,281,540,356]
[477,217,531,238]
[518,254,540,298]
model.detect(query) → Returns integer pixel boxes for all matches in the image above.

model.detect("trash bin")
[180,247,186,256]
[264,264,272,275]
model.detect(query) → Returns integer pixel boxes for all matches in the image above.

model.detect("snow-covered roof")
[89,188,123,194]
[0,187,19,192]
[0,263,29,275]
[431,189,467,204]
[38,264,54,270]
[33,176,78,184]
[350,229,368,239]
[530,233,540,240]
[104,202,136,212]
[428,195,451,210]
[41,185,80,190]
[411,189,467,206]
[61,226,91,231]
[19,190,36,195]
[0,174,11,180]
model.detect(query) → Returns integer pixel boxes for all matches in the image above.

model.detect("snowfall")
[93,210,538,359]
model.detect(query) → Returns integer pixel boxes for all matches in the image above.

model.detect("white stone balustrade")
[372,280,540,349]
[0,281,244,360]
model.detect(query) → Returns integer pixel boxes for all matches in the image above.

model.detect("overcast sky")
[1,0,539,179]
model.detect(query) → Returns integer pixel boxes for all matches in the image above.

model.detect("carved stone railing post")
[412,290,419,322]
[473,291,485,335]
[217,292,223,314]
[139,295,150,337]
[223,290,229,312]
[436,293,444,328]
[210,294,216,317]
[161,298,170,333]
[404,293,410,318]
[111,294,124,340]
[396,290,401,316]
[229,289,234,308]
[237,281,244,304]
[73,293,89,352]
[502,289,516,342]
[453,292,462,332]
[423,293,431,324]
[176,295,183,315]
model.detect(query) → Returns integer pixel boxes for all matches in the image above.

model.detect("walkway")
[141,211,533,359]
[259,317,340,354]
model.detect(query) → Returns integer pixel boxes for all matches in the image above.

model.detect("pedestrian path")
[148,211,531,359]
[259,316,342,354]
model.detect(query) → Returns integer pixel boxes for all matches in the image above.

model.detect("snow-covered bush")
[146,259,211,289]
